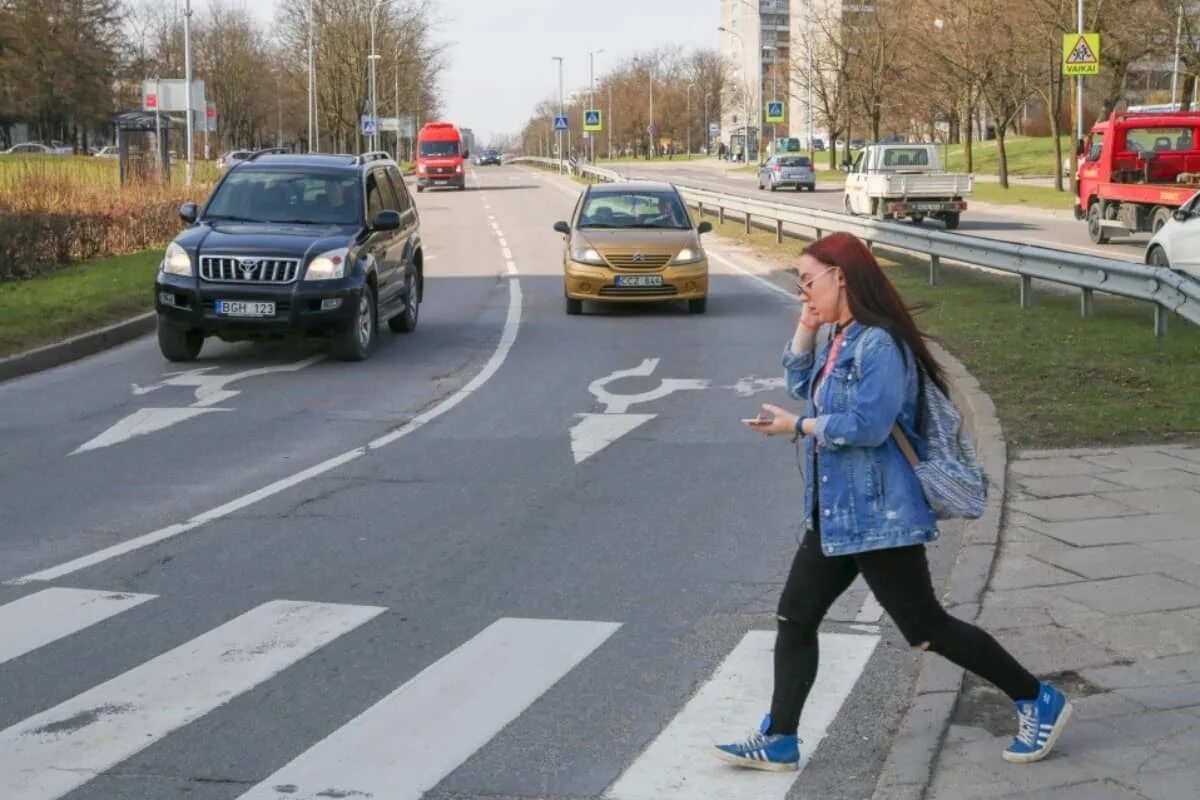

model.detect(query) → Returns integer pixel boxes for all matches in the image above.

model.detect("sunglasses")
[795,266,837,295]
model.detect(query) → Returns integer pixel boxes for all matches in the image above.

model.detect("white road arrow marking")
[78,355,323,454]
[723,376,786,397]
[587,358,709,414]
[569,413,655,464]
[72,407,230,454]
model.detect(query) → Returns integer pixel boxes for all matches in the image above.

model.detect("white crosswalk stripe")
[0,588,154,666]
[0,599,384,800]
[236,617,621,800]
[0,587,880,800]
[605,630,879,800]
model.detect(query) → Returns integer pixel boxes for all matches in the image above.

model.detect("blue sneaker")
[1003,682,1072,763]
[713,713,800,772]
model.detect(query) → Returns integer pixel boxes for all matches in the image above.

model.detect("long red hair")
[803,232,947,393]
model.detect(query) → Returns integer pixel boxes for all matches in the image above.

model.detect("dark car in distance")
[154,150,424,362]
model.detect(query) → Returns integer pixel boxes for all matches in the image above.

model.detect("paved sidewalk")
[928,444,1200,800]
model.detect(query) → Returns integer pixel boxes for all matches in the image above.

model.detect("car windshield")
[881,148,930,168]
[204,169,361,226]
[420,141,460,156]
[579,191,691,229]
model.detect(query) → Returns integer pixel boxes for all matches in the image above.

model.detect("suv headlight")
[306,247,349,280]
[161,242,192,276]
[569,244,605,265]
[671,246,704,265]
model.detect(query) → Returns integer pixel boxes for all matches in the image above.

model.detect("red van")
[415,121,467,192]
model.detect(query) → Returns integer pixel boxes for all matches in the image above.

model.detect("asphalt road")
[617,159,1153,263]
[0,164,963,800]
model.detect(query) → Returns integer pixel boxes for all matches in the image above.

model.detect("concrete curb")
[0,311,155,384]
[868,341,1008,800]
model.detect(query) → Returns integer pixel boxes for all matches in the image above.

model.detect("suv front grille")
[200,256,300,284]
[603,252,673,270]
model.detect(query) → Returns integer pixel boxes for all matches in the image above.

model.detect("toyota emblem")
[239,258,259,277]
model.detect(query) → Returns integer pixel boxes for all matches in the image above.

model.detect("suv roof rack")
[245,147,291,161]
[354,151,393,165]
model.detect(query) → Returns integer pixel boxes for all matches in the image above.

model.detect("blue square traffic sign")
[553,115,569,131]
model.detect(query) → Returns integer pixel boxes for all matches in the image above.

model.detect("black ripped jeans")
[767,520,1040,737]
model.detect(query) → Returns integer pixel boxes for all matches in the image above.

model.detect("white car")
[93,146,119,159]
[1145,190,1200,278]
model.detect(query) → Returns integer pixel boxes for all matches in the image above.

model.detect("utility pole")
[589,49,603,163]
[686,84,692,157]
[607,83,612,160]
[648,62,654,159]
[183,0,194,185]
[307,0,314,151]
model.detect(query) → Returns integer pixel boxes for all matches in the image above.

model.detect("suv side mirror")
[372,210,401,230]
[697,220,712,234]
[553,220,571,235]
[1174,208,1192,222]
[462,149,469,159]
[179,202,198,223]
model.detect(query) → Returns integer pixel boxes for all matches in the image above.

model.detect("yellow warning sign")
[1063,33,1100,76]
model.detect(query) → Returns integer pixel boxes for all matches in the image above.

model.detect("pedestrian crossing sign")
[584,109,602,132]
[766,101,785,123]
[1062,33,1100,76]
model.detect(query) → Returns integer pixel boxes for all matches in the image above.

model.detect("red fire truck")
[1076,110,1200,244]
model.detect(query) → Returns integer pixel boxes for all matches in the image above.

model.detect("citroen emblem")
[632,252,644,263]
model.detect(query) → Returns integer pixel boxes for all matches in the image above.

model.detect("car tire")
[1146,245,1170,268]
[157,317,203,362]
[388,274,420,333]
[687,297,707,314]
[769,181,777,192]
[844,195,856,216]
[565,296,583,315]
[333,288,376,361]
[910,214,926,225]
[416,185,425,193]
[942,212,960,230]
[1086,203,1109,244]
[757,180,763,190]
[1151,206,1172,234]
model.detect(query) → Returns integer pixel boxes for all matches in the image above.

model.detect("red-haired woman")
[715,232,1070,772]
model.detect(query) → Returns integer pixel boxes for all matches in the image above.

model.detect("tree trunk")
[1050,42,1064,193]
[1181,73,1197,113]
[996,123,1009,189]
[963,90,975,174]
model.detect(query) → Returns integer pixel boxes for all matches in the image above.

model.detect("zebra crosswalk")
[0,586,881,800]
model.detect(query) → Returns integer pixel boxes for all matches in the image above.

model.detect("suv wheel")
[687,297,708,314]
[388,274,420,333]
[157,316,203,362]
[565,296,583,315]
[333,288,376,361]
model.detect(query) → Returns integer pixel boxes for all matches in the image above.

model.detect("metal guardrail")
[511,156,1200,334]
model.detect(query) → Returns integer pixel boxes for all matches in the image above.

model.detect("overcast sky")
[191,0,720,144]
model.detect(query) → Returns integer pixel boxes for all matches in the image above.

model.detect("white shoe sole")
[1002,700,1073,764]
[713,747,799,772]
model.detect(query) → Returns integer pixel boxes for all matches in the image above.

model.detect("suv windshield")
[204,169,362,225]
[419,141,460,157]
[579,191,691,230]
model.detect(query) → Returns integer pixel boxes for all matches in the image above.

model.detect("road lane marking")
[0,588,155,666]
[236,618,620,800]
[605,630,879,800]
[0,600,384,800]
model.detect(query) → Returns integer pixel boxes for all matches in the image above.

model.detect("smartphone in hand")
[742,413,775,426]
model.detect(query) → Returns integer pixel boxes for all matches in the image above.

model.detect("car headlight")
[417,163,427,173]
[306,247,349,280]
[569,245,605,265]
[161,242,192,276]
[671,246,704,265]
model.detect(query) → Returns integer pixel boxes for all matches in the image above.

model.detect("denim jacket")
[783,322,938,556]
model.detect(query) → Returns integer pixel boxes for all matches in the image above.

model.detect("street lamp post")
[307,0,315,151]
[589,48,604,163]
[718,25,751,163]
[686,84,692,157]
[806,0,814,154]
[607,83,613,160]
[704,91,712,154]
[368,0,390,153]
[648,61,654,159]
[552,55,564,170]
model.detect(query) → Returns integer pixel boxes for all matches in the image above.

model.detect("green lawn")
[704,215,1200,448]
[941,135,1071,177]
[970,182,1075,210]
[0,249,161,357]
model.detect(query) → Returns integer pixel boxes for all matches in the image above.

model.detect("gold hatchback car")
[553,181,713,315]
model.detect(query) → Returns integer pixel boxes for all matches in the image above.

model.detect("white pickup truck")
[842,144,973,229]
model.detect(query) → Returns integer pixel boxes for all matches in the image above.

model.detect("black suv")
[477,148,502,166]
[155,151,423,362]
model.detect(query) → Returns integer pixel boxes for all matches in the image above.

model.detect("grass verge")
[0,249,161,357]
[703,214,1200,448]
